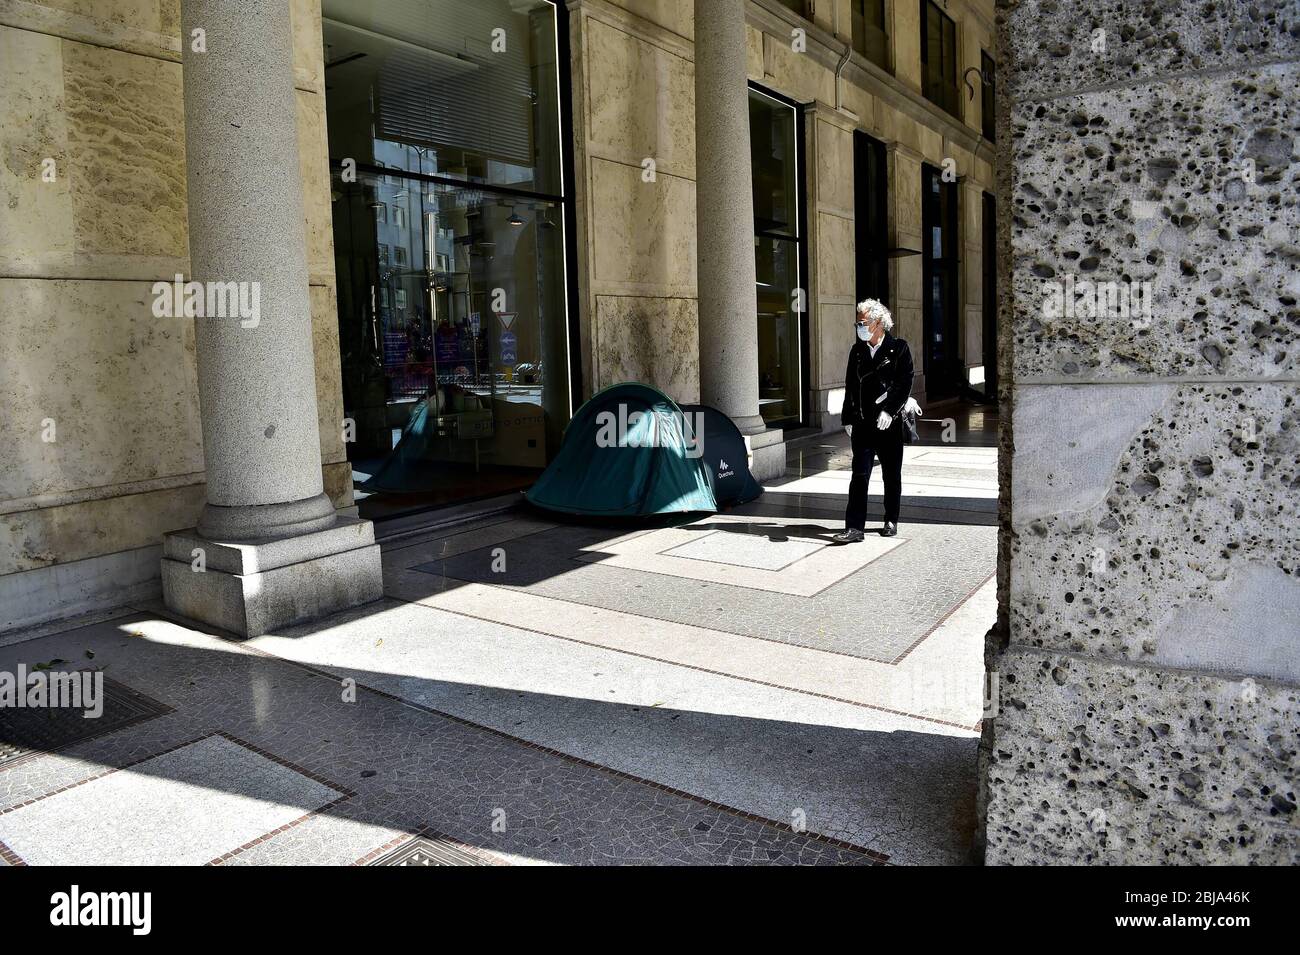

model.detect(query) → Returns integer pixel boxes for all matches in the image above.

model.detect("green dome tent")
[679,403,764,508]
[525,382,720,517]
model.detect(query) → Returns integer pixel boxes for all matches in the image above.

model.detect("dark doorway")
[921,164,961,401]
[854,130,889,307]
[749,84,807,428]
[982,191,997,400]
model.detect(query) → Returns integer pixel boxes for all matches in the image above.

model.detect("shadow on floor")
[0,615,977,864]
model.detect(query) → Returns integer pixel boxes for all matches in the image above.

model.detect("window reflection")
[322,0,561,195]
[854,130,889,307]
[851,0,889,70]
[921,0,960,118]
[749,87,805,427]
[324,0,570,518]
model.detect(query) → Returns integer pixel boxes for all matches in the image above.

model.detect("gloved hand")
[904,396,922,416]
[876,411,892,430]
[845,424,853,438]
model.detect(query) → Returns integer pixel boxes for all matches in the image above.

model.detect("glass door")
[749,86,806,428]
[921,163,961,400]
[323,0,572,519]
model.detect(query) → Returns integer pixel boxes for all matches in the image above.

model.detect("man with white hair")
[831,298,915,543]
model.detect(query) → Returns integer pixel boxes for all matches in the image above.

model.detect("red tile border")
[0,730,213,820]
[651,529,831,573]
[388,515,986,732]
[415,532,985,674]
[204,733,358,866]
[0,837,24,866]
[892,569,998,664]
[45,601,901,865]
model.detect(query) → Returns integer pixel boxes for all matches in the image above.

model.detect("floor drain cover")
[0,674,172,769]
[369,834,498,866]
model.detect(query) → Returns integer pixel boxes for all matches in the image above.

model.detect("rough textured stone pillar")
[694,0,785,479]
[979,0,1299,863]
[162,0,381,636]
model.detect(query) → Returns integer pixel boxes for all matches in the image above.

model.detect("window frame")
[980,50,996,142]
[850,0,890,71]
[920,0,961,119]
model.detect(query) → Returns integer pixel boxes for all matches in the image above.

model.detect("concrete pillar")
[979,1,1299,863]
[181,0,332,541]
[693,0,785,479]
[161,0,381,637]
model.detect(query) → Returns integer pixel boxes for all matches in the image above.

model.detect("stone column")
[693,0,785,479]
[162,0,381,636]
[978,1,1299,863]
[182,0,331,541]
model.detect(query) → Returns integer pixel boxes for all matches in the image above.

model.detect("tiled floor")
[0,734,347,866]
[411,517,992,662]
[0,418,998,866]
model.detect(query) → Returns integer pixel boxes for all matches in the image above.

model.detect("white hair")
[856,298,893,332]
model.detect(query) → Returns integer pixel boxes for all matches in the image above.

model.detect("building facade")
[2,0,1296,869]
[0,0,998,633]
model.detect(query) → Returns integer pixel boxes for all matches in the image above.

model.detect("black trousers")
[844,421,904,530]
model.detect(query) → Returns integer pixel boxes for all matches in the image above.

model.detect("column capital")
[886,140,925,165]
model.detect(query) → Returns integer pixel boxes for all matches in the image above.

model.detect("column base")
[742,426,787,482]
[161,517,383,637]
[197,492,337,541]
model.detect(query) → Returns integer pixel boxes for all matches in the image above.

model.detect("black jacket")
[841,333,914,427]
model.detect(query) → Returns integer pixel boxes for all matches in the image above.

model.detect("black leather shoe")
[881,521,898,537]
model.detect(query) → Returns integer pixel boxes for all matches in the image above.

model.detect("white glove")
[845,424,853,437]
[904,396,922,416]
[876,411,892,430]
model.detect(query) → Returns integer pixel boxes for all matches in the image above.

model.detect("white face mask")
[856,324,871,342]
